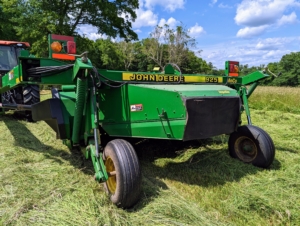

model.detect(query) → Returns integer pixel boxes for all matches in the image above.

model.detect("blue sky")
[80,0,300,69]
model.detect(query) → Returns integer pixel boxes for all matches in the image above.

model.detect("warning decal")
[130,104,143,112]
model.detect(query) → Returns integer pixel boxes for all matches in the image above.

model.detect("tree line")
[75,25,214,74]
[232,52,300,87]
[1,0,299,86]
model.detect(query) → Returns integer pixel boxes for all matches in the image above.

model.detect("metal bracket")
[87,144,108,183]
[157,108,173,138]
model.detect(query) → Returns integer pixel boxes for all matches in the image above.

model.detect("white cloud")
[155,20,205,38]
[188,23,205,37]
[235,0,295,27]
[133,8,158,28]
[158,17,178,28]
[218,3,232,8]
[255,37,299,50]
[235,0,300,38]
[202,47,286,69]
[80,0,183,39]
[255,39,281,50]
[77,25,107,40]
[262,50,284,59]
[144,0,185,12]
[236,25,269,38]
[78,1,159,39]
[277,12,298,26]
[133,0,186,29]
[200,36,300,69]
[210,0,218,5]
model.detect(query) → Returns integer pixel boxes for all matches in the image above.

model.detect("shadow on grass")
[275,145,299,154]
[0,114,94,176]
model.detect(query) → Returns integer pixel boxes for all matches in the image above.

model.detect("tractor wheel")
[103,139,141,208]
[228,125,275,168]
[23,85,40,104]
[23,85,40,121]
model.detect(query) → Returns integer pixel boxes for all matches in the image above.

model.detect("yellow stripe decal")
[122,73,223,83]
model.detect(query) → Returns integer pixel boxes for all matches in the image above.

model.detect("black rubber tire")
[228,125,275,168]
[23,85,40,104]
[103,139,141,208]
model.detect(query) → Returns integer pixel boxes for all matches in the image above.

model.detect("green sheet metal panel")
[134,84,238,97]
[98,84,186,139]
[102,120,185,139]
[58,91,76,139]
[0,64,21,92]
[99,84,239,140]
[39,59,74,85]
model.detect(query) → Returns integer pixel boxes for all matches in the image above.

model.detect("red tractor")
[0,39,40,115]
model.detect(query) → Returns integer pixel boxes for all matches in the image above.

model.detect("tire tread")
[228,125,275,168]
[104,139,141,208]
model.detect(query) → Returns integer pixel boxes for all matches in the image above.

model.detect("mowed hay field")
[0,86,299,226]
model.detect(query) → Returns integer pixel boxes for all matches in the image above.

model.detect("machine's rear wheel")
[23,85,40,104]
[103,139,141,208]
[228,125,275,168]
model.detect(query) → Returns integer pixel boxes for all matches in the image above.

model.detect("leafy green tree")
[258,62,277,85]
[271,52,300,86]
[164,24,199,66]
[0,3,17,40]
[131,41,152,71]
[118,41,137,70]
[142,24,199,70]
[76,36,102,68]
[94,39,123,70]
[239,64,265,76]
[1,0,139,56]
[207,62,214,74]
[142,36,166,69]
[181,51,210,74]
[239,64,250,75]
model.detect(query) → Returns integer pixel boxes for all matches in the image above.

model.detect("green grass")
[249,86,300,114]
[0,87,300,225]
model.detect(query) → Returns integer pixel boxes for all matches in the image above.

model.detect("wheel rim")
[105,156,117,194]
[234,136,258,162]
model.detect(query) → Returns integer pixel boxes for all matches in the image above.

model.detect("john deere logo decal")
[122,73,224,83]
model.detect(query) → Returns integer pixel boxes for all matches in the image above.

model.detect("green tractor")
[0,34,275,208]
[0,39,40,116]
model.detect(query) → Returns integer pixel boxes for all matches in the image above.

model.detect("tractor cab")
[0,40,38,113]
[0,41,30,76]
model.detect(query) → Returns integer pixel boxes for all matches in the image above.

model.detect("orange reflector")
[52,53,75,61]
[51,41,62,53]
[229,72,239,77]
